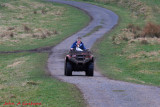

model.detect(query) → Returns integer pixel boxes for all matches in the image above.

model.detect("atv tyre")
[65,62,72,76]
[86,62,94,76]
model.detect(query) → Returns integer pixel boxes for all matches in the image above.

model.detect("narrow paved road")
[47,0,160,107]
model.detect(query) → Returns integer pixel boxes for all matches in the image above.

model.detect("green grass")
[0,0,90,106]
[138,0,160,6]
[138,0,160,24]
[0,53,86,107]
[0,0,90,51]
[74,0,160,86]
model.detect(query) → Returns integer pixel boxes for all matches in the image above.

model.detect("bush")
[127,24,141,34]
[127,24,141,38]
[142,22,160,38]
[141,39,149,45]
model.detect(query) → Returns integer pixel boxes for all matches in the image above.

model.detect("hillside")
[80,0,160,86]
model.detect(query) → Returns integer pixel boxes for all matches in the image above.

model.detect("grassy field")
[0,53,86,107]
[0,0,89,51]
[76,0,160,86]
[0,0,89,106]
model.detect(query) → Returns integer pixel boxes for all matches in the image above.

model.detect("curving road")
[47,0,160,107]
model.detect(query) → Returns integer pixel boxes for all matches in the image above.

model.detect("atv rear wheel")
[86,62,94,76]
[65,62,72,76]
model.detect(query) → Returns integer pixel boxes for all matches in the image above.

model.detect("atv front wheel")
[65,62,72,76]
[86,62,94,76]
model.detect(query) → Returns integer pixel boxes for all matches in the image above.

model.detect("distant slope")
[79,0,160,86]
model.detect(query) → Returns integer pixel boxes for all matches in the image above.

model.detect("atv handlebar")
[70,48,89,51]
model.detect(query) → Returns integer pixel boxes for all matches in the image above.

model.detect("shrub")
[41,8,47,14]
[33,10,37,14]
[141,39,149,45]
[127,24,141,34]
[142,22,160,38]
[8,27,15,30]
[23,25,32,33]
[9,32,14,38]
[0,31,14,38]
[127,24,141,38]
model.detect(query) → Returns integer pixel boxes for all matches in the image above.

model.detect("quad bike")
[64,49,94,76]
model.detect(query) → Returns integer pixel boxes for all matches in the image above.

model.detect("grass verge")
[0,52,86,107]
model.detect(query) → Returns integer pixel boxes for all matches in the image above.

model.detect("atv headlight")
[72,55,76,57]
[86,55,91,58]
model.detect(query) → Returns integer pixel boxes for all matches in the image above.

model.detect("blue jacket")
[71,41,86,50]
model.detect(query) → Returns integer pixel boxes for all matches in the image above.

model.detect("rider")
[70,37,86,50]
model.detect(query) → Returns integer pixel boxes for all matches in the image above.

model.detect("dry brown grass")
[33,10,37,14]
[6,57,28,68]
[140,57,160,63]
[128,50,160,59]
[141,40,149,45]
[0,84,5,90]
[114,22,160,45]
[41,8,47,14]
[1,3,16,9]
[142,22,160,38]
[32,28,58,39]
[10,95,16,98]
[8,27,15,31]
[127,24,141,36]
[153,6,160,14]
[48,7,65,16]
[0,1,62,42]
[0,0,64,43]
[139,70,158,75]
[136,57,160,64]
[7,60,25,68]
[24,0,45,9]
[112,28,136,44]
[17,15,24,20]
[0,26,57,40]
[23,24,32,33]
[0,13,3,18]
[26,81,40,85]
[112,24,143,44]
[110,66,122,73]
[0,31,14,38]
[94,0,153,20]
[126,77,145,84]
